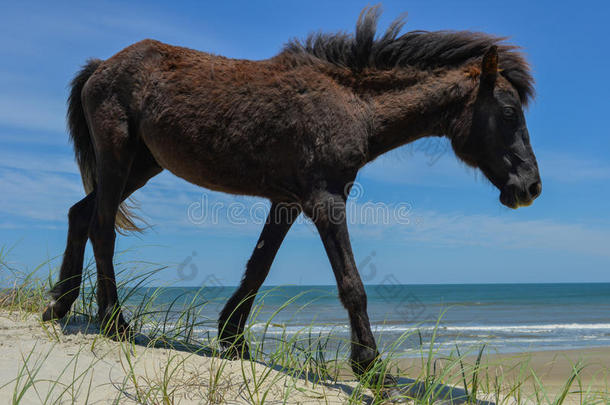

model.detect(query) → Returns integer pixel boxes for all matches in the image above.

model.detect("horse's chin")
[499,186,534,209]
[499,190,519,209]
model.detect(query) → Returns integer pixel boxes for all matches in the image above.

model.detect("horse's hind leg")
[42,192,96,321]
[42,146,161,322]
[218,202,301,358]
[90,144,162,338]
[89,153,134,338]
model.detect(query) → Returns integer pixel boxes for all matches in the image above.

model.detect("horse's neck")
[365,70,473,161]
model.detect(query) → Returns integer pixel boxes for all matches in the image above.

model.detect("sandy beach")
[396,348,610,403]
[0,311,363,404]
[1,310,608,404]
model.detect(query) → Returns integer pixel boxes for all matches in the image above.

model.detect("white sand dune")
[0,311,369,404]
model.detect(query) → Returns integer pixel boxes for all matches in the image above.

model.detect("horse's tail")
[67,59,142,233]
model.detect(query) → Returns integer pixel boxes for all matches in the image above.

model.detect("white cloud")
[0,148,82,225]
[360,138,476,187]
[3,147,608,260]
[360,141,610,188]
[134,176,610,258]
[349,209,610,258]
[0,94,66,134]
[537,151,610,183]
[0,168,81,222]
[2,144,599,258]
[0,147,77,175]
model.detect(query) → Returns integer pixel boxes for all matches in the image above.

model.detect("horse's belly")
[152,146,264,195]
[140,129,287,198]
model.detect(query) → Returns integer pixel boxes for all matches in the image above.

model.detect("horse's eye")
[502,107,517,120]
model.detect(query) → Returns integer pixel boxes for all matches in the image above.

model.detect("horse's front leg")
[306,190,400,393]
[218,201,301,358]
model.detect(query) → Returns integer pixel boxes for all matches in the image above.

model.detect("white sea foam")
[143,322,610,338]
[193,322,610,335]
[436,323,610,332]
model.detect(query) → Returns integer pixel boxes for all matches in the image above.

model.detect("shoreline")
[395,344,610,358]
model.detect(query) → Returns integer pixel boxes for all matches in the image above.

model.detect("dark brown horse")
[43,7,541,389]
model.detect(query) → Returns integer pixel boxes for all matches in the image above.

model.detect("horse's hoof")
[104,321,133,341]
[380,386,409,403]
[219,342,251,360]
[372,373,409,403]
[42,300,68,322]
[100,312,133,341]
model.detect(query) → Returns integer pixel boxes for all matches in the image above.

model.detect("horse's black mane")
[283,6,534,104]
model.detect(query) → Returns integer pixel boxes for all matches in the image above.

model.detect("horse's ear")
[481,45,498,89]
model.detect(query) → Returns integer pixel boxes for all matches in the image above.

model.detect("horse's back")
[80,39,369,201]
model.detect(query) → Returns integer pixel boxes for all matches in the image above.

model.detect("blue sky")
[1,0,609,287]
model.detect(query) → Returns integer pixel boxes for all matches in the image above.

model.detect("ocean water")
[124,283,610,357]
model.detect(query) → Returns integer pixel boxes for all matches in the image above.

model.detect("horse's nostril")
[528,181,542,199]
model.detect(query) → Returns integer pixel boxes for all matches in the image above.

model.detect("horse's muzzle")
[500,179,542,209]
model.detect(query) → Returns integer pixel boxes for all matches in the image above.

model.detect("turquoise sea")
[125,283,610,357]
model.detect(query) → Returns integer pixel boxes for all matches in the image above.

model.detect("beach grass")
[1,248,609,404]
